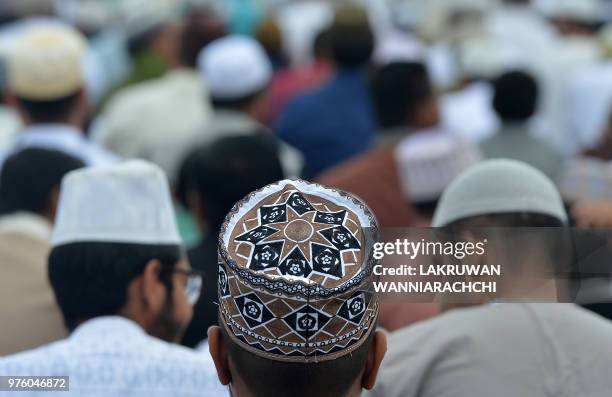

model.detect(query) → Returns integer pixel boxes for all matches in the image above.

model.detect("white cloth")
[395,131,482,202]
[7,23,87,101]
[51,160,181,247]
[0,316,228,397]
[170,110,304,178]
[198,36,272,100]
[276,1,333,66]
[0,212,51,242]
[0,124,119,169]
[537,37,603,155]
[564,61,612,153]
[485,4,559,68]
[0,106,21,150]
[92,69,212,182]
[441,81,499,143]
[366,304,612,397]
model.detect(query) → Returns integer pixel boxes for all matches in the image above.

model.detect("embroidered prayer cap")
[51,160,181,247]
[198,35,272,100]
[218,179,379,363]
[7,23,87,100]
[395,132,482,203]
[432,159,568,227]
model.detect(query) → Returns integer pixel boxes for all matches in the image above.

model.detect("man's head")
[493,70,539,123]
[372,62,439,130]
[121,0,181,68]
[48,161,198,342]
[198,35,272,117]
[208,179,387,397]
[433,160,569,306]
[6,24,89,126]
[328,6,374,69]
[178,134,284,232]
[180,8,226,69]
[313,28,332,61]
[0,148,84,221]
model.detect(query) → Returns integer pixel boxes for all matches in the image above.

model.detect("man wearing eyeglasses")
[0,160,225,397]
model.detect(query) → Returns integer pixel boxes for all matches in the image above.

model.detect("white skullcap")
[119,0,178,38]
[432,159,568,227]
[8,23,87,100]
[373,31,426,65]
[395,132,482,203]
[198,35,272,100]
[52,160,181,247]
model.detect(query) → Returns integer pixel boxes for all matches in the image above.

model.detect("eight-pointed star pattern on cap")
[234,191,361,279]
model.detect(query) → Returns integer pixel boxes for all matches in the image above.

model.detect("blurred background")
[5,0,612,350]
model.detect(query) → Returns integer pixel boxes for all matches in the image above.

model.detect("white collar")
[70,316,146,340]
[15,124,84,147]
[0,212,52,241]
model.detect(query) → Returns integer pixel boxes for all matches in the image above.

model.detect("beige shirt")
[0,213,66,356]
[367,303,612,397]
[92,69,213,182]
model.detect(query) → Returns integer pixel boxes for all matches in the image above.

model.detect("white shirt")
[92,69,213,182]
[485,4,558,67]
[441,81,499,143]
[565,61,612,153]
[168,110,304,179]
[0,212,51,242]
[0,316,228,397]
[366,304,612,397]
[0,124,119,168]
[0,107,21,151]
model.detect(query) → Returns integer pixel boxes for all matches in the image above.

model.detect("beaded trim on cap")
[218,179,379,362]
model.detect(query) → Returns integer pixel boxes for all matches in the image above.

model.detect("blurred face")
[150,259,197,342]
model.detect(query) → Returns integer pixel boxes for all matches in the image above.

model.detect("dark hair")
[413,199,439,219]
[371,62,432,129]
[177,134,284,229]
[180,9,226,68]
[329,7,374,68]
[0,148,84,216]
[49,242,181,331]
[493,71,538,122]
[210,90,264,111]
[127,24,165,57]
[443,212,570,276]
[313,28,331,60]
[17,91,81,124]
[221,320,374,397]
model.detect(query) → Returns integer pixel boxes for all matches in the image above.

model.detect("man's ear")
[46,185,61,224]
[208,326,232,385]
[71,88,90,126]
[186,189,208,233]
[140,259,166,312]
[361,329,388,390]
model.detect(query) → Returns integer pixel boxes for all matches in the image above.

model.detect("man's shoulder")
[0,334,225,395]
[80,140,121,166]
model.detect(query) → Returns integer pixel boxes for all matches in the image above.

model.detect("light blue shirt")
[0,124,120,168]
[0,316,228,397]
